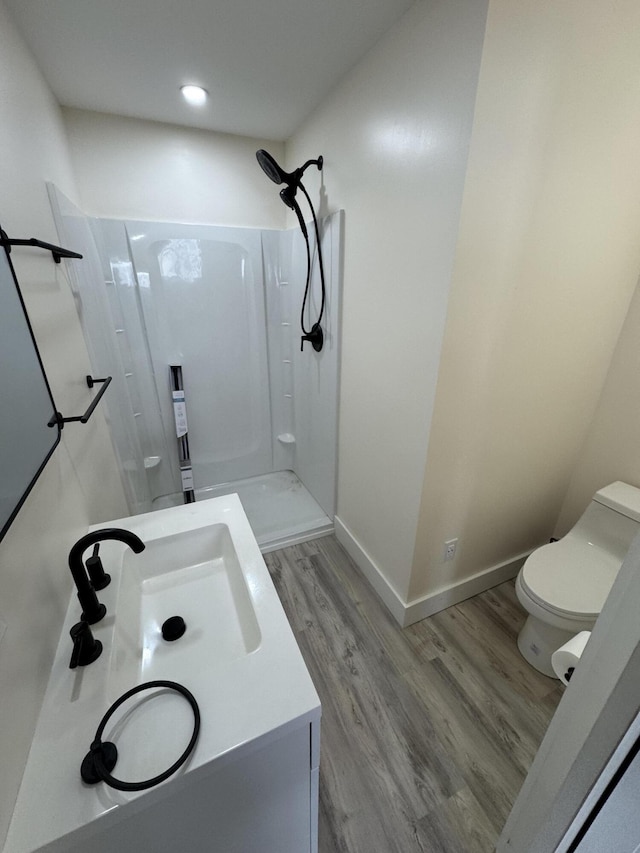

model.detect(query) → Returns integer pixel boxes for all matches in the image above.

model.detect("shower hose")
[299,182,326,350]
[80,680,200,791]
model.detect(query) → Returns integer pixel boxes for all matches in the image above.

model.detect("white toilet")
[515,481,640,677]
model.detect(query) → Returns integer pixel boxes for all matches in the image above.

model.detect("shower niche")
[48,185,342,551]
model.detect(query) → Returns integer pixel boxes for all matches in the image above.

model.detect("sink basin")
[109,522,261,697]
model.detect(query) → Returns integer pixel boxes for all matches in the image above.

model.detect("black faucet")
[68,528,145,624]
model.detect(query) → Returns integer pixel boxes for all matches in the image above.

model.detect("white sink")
[109,523,261,697]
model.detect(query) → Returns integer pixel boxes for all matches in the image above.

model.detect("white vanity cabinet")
[5,497,321,853]
[44,717,321,853]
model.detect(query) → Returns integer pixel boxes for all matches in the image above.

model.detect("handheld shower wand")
[279,185,308,238]
[256,149,326,352]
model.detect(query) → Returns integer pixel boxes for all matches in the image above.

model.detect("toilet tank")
[570,481,640,563]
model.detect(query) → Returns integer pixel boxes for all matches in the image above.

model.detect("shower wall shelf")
[48,376,112,429]
[277,433,296,445]
[0,228,83,264]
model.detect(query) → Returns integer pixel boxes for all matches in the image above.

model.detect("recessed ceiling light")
[180,85,208,107]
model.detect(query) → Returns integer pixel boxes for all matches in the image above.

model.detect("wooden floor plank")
[417,786,500,853]
[284,559,463,815]
[264,535,563,852]
[408,610,562,769]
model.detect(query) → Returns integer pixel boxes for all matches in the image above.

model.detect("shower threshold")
[151,470,333,553]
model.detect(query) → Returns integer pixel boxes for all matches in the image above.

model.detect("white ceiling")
[6,0,416,141]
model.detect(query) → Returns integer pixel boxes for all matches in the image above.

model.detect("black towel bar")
[48,376,112,429]
[0,228,82,264]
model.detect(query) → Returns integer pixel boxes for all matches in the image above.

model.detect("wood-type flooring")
[264,535,564,853]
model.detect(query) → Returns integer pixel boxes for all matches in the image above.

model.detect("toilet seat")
[520,538,620,620]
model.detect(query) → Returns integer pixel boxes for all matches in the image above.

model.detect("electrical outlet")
[444,538,458,562]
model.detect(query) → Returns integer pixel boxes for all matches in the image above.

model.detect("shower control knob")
[162,616,186,642]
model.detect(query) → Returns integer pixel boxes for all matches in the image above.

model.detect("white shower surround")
[122,214,340,522]
[49,184,342,546]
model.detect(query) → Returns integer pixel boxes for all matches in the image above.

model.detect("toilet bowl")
[516,481,640,677]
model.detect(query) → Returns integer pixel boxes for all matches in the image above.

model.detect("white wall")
[288,0,640,621]
[63,108,286,229]
[61,0,490,608]
[0,3,127,845]
[410,0,640,605]
[286,0,489,602]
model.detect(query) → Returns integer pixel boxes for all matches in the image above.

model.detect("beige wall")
[63,108,286,229]
[555,274,640,537]
[286,0,489,600]
[0,3,127,844]
[410,0,640,602]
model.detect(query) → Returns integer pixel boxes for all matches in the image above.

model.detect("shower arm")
[301,157,322,170]
[287,157,323,190]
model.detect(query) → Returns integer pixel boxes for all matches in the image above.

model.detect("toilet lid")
[521,539,620,619]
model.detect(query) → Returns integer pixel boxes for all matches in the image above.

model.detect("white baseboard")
[334,514,530,627]
[402,550,531,627]
[334,516,408,624]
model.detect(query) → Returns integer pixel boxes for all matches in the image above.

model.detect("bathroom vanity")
[5,495,321,853]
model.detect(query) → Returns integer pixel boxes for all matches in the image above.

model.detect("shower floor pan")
[152,470,333,553]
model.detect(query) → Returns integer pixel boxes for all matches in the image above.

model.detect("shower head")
[256,149,288,185]
[256,149,324,188]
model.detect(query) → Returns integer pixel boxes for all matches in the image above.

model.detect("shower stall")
[48,185,341,552]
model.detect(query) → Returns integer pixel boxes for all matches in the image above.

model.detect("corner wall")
[554,273,640,536]
[410,0,640,608]
[0,3,127,844]
[286,0,490,602]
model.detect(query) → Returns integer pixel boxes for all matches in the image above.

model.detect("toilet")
[515,481,640,677]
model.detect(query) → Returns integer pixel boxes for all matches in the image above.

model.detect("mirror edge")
[0,243,61,543]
